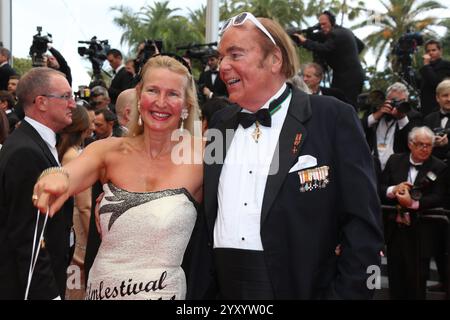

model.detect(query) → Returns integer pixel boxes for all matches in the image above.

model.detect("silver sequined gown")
[85,182,197,300]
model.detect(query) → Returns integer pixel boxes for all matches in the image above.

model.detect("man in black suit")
[0,47,17,91]
[203,12,383,299]
[0,67,75,299]
[107,49,133,105]
[419,40,450,117]
[293,11,365,107]
[301,62,350,105]
[380,126,447,299]
[362,82,422,172]
[198,50,228,103]
[424,79,450,162]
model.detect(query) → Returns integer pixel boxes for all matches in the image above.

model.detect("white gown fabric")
[86,182,197,300]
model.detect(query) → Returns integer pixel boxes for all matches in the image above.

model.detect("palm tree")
[352,0,447,67]
[111,1,204,55]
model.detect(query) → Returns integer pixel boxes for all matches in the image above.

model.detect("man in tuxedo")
[0,47,17,91]
[203,13,383,299]
[419,40,450,117]
[380,126,447,299]
[198,50,228,103]
[293,11,365,107]
[362,82,422,172]
[106,49,134,105]
[301,62,350,105]
[424,79,450,162]
[0,67,75,299]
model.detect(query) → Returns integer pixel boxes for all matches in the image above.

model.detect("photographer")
[106,49,134,106]
[197,49,227,103]
[292,11,365,107]
[419,40,450,116]
[46,44,72,86]
[380,126,447,299]
[424,79,450,162]
[362,82,422,171]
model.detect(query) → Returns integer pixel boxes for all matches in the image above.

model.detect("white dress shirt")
[25,116,60,166]
[368,114,409,170]
[214,84,292,251]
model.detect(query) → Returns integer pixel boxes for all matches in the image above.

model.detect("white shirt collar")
[24,116,57,148]
[0,61,7,68]
[114,65,125,73]
[241,83,287,114]
[409,154,423,166]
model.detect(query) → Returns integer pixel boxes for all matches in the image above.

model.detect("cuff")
[386,186,396,199]
[368,114,378,127]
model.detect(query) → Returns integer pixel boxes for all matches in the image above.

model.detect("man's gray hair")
[408,126,435,145]
[386,82,409,100]
[0,47,11,60]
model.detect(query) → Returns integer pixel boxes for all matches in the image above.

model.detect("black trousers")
[214,248,274,300]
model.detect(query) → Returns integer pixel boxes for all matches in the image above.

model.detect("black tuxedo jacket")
[198,70,228,99]
[108,67,134,105]
[0,63,16,91]
[204,88,384,299]
[303,26,364,106]
[419,59,450,116]
[380,153,447,210]
[424,111,450,161]
[0,121,73,299]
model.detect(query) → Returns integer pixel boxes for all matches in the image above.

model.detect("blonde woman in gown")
[34,55,204,300]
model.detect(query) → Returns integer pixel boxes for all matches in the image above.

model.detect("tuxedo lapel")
[261,89,312,225]
[204,107,240,234]
[21,120,59,167]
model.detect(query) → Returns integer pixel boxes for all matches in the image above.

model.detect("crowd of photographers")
[0,10,450,300]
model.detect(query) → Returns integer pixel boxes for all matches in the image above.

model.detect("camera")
[29,26,52,67]
[393,32,424,59]
[410,171,437,201]
[135,39,163,73]
[389,99,411,114]
[286,24,322,45]
[78,36,111,80]
[432,127,450,137]
[177,42,218,65]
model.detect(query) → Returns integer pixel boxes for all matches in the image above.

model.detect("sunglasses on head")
[220,12,276,46]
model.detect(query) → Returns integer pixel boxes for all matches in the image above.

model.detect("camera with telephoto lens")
[29,26,52,67]
[357,90,386,112]
[433,127,450,137]
[78,36,111,80]
[410,171,437,201]
[135,39,163,74]
[390,99,411,114]
[286,24,322,45]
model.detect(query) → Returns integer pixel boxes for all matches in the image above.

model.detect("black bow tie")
[439,112,449,119]
[237,84,291,129]
[410,162,423,169]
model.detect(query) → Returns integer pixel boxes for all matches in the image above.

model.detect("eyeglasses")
[220,12,276,46]
[41,93,74,101]
[412,141,433,150]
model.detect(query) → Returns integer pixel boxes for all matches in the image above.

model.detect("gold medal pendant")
[252,121,262,143]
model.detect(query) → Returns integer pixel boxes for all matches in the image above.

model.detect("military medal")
[252,121,262,143]
[292,133,302,154]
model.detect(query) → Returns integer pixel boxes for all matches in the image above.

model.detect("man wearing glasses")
[380,126,447,299]
[203,12,383,299]
[0,67,75,299]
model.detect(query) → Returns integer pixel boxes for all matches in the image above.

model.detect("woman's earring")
[138,115,143,127]
[180,108,189,132]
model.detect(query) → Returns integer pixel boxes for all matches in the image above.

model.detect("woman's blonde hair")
[129,55,201,137]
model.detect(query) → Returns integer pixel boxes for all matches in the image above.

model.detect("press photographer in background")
[291,10,365,107]
[362,82,422,172]
[380,126,447,299]
[418,40,450,117]
[46,44,72,87]
[197,49,228,103]
[423,80,450,163]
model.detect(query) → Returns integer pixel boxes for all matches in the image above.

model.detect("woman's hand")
[32,170,70,217]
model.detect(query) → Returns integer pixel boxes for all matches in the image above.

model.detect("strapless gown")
[85,182,197,300]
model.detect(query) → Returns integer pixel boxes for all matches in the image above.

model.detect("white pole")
[205,0,220,44]
[0,0,12,51]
